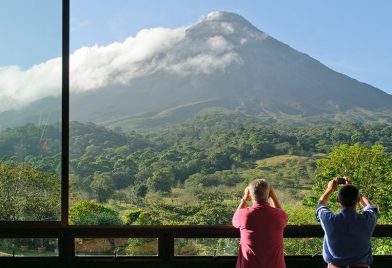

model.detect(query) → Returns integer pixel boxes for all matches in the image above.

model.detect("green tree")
[123,208,161,225]
[306,144,392,218]
[90,172,115,202]
[189,201,233,225]
[133,184,148,198]
[0,161,60,221]
[69,200,122,225]
[111,157,138,189]
[147,168,175,193]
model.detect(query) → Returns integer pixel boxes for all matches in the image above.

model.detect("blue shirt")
[316,203,378,266]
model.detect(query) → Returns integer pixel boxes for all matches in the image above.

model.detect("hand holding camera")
[337,177,346,184]
[325,176,351,193]
[336,176,352,185]
[242,187,251,201]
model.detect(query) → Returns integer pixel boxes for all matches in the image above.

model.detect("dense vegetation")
[0,113,391,255]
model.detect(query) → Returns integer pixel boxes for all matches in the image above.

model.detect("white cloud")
[206,11,225,21]
[70,27,186,92]
[0,21,243,112]
[166,52,242,76]
[207,36,232,52]
[220,22,234,34]
[0,26,187,112]
[0,59,61,112]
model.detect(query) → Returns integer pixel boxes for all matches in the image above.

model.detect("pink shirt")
[232,201,288,268]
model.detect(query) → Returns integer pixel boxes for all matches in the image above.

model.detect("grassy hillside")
[148,154,318,215]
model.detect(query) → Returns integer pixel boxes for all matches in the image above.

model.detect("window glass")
[174,237,392,256]
[69,1,392,230]
[372,237,392,255]
[75,238,158,256]
[0,239,58,257]
[174,238,239,256]
[284,238,323,256]
[0,0,62,221]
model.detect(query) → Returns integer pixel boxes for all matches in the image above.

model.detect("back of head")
[337,185,359,207]
[248,179,270,202]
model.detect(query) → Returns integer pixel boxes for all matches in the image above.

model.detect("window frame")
[0,0,391,263]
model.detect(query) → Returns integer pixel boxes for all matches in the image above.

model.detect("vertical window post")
[61,0,70,226]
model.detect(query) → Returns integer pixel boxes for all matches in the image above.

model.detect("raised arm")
[269,185,282,209]
[319,179,338,206]
[359,194,374,207]
[236,187,251,211]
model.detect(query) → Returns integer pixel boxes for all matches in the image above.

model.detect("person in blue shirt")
[316,177,378,268]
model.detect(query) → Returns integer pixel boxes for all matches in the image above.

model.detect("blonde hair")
[248,179,270,202]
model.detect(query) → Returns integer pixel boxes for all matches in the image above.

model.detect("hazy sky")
[71,0,392,94]
[0,0,391,94]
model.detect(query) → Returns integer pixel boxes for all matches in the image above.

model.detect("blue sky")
[0,0,391,94]
[0,0,62,68]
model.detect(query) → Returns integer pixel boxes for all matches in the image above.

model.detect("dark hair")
[337,185,359,207]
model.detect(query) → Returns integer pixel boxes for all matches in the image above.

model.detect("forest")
[0,112,391,255]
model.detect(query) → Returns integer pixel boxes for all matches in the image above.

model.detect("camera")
[337,177,346,184]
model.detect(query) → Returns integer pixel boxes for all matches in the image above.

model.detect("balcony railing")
[0,224,391,262]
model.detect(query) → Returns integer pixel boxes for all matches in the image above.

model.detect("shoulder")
[275,207,288,217]
[362,205,379,222]
[270,207,288,223]
[316,203,330,214]
[363,205,378,214]
[234,207,252,217]
[315,203,334,222]
[232,208,249,228]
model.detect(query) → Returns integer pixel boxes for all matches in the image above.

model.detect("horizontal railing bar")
[0,257,62,262]
[0,221,62,226]
[0,225,391,238]
[2,255,392,261]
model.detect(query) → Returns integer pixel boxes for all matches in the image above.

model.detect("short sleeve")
[315,203,332,222]
[232,210,242,228]
[279,209,288,227]
[362,205,379,229]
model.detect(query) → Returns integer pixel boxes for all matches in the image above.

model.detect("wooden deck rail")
[0,224,391,262]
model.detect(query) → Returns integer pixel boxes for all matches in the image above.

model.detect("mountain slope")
[1,11,391,129]
[69,11,392,125]
[0,96,61,130]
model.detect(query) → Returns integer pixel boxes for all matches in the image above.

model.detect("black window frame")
[0,0,391,264]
